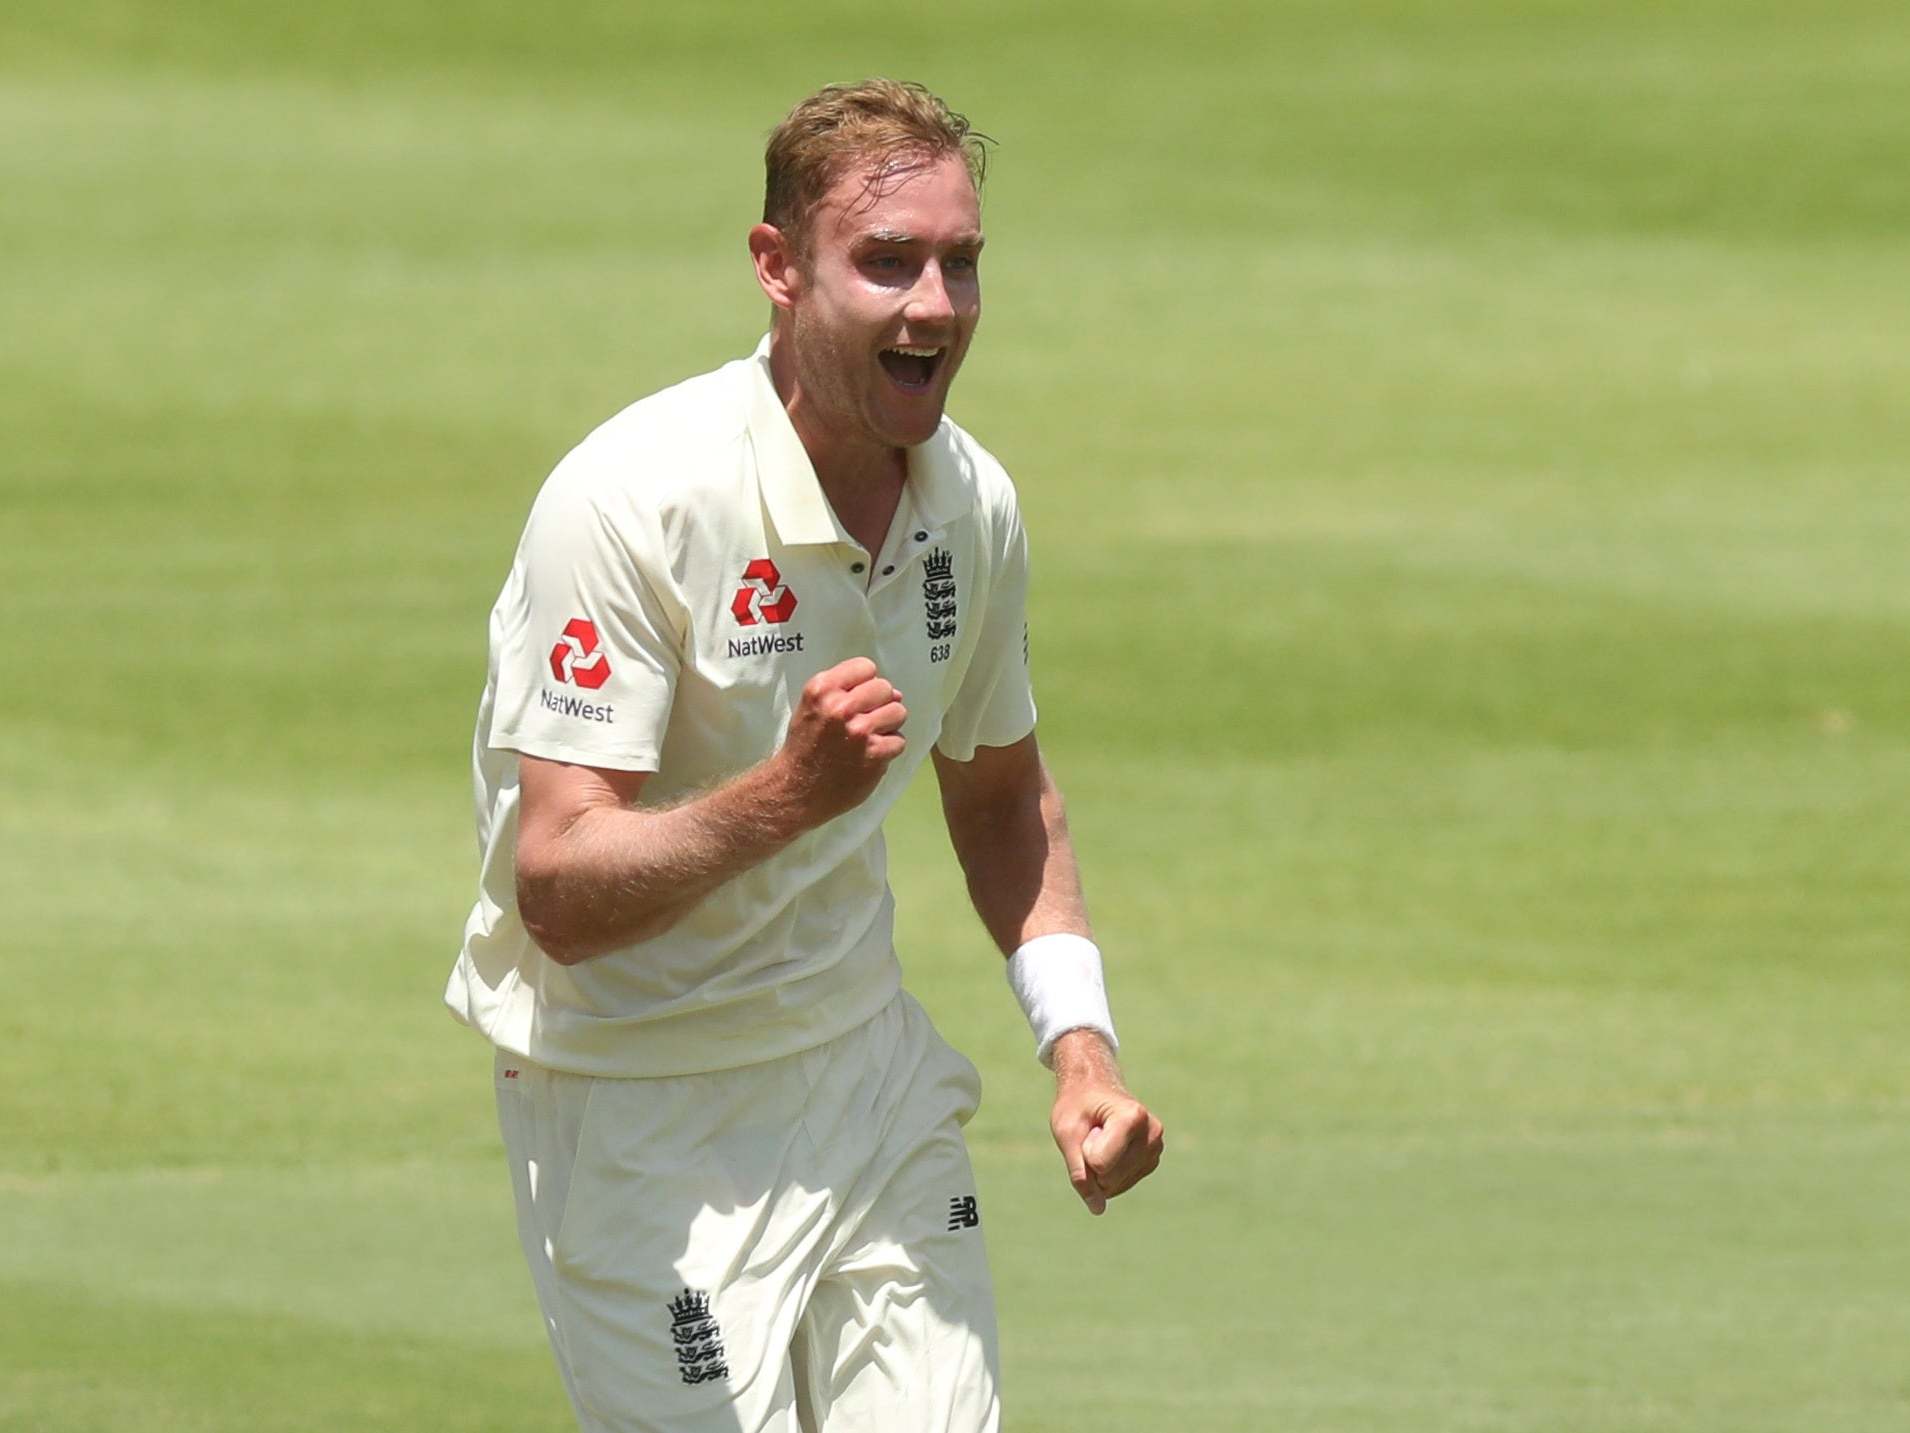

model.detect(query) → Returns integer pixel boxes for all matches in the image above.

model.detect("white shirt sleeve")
[936,496,1038,762]
[487,453,684,772]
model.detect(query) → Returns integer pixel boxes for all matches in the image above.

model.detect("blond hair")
[764,79,989,250]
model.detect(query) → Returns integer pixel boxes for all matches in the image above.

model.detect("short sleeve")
[488,456,684,772]
[936,499,1038,762]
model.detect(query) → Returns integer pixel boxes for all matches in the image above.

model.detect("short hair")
[763,79,989,250]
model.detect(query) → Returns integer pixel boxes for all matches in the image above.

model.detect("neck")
[768,330,907,554]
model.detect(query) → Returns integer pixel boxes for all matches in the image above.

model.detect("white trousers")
[494,991,1002,1432]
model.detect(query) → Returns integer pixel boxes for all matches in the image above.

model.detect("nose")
[905,261,957,327]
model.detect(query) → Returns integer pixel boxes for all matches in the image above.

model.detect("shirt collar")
[745,334,973,547]
[745,335,845,547]
[903,417,973,537]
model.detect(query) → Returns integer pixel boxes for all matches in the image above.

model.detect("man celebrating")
[446,79,1163,1432]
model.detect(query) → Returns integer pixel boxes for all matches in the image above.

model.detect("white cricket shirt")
[445,337,1037,1077]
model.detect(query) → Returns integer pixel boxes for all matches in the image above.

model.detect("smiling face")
[756,150,983,462]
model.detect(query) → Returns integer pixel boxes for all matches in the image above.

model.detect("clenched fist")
[1049,1030,1165,1215]
[775,657,908,824]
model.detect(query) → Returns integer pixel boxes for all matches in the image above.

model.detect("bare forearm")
[518,659,911,964]
[518,760,808,962]
[943,759,1091,955]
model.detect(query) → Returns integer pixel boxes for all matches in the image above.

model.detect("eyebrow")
[861,228,986,248]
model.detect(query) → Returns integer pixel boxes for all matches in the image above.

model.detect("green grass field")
[4,2,1908,1428]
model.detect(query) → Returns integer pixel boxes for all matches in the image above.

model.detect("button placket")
[867,522,912,596]
[868,524,945,598]
[812,549,879,652]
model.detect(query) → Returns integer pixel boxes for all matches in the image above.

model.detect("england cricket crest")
[667,1288,729,1386]
[923,547,958,661]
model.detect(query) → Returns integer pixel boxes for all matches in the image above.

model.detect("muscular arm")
[933,733,1164,1212]
[517,658,907,964]
[516,757,805,963]
[930,732,1089,954]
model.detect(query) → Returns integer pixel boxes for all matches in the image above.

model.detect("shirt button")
[850,561,865,574]
[913,531,928,542]
[881,565,895,576]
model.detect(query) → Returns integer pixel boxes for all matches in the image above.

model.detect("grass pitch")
[3,3,1908,1429]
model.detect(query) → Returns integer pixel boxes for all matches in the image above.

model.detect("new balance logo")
[667,1289,729,1386]
[947,1195,980,1231]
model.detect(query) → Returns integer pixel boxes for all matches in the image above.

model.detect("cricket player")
[446,78,1164,1432]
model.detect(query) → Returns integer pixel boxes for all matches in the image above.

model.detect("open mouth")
[878,345,945,394]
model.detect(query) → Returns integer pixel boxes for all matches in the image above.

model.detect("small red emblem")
[549,618,612,689]
[730,559,798,626]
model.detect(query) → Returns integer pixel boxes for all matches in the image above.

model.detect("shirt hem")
[487,963,904,1079]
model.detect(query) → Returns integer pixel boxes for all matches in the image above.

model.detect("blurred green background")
[3,2,1907,1429]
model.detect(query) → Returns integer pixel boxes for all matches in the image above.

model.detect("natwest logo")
[548,617,612,689]
[730,559,798,626]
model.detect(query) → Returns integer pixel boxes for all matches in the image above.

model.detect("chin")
[900,412,945,446]
[870,401,946,450]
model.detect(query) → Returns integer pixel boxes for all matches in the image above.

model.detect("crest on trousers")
[923,548,958,645]
[668,1289,730,1386]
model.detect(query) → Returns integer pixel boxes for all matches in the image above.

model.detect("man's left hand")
[1048,1030,1164,1215]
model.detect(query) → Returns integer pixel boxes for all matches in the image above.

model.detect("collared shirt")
[445,338,1038,1077]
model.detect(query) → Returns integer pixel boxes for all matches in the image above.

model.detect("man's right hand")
[775,657,908,824]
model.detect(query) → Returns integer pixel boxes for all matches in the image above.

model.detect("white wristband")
[1005,933,1118,1068]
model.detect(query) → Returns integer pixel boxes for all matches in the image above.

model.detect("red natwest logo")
[549,618,612,689]
[730,559,798,626]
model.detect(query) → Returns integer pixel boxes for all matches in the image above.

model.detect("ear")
[749,223,802,313]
